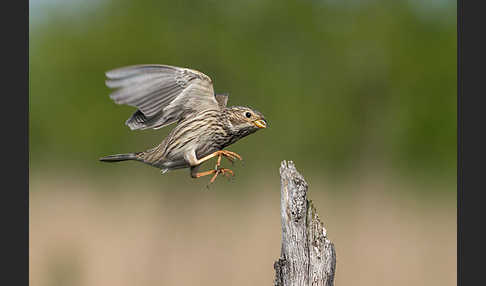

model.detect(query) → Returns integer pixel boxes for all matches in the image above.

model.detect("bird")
[99,64,267,184]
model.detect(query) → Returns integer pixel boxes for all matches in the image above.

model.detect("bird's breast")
[161,110,223,157]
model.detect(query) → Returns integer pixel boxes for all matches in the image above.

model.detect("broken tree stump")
[274,160,336,286]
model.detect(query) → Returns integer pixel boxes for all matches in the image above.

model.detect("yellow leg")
[196,150,243,165]
[191,150,241,184]
[194,169,217,178]
[209,168,234,183]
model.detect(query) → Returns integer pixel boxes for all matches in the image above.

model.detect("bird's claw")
[209,167,234,184]
[214,150,242,169]
[198,150,241,187]
[221,150,242,161]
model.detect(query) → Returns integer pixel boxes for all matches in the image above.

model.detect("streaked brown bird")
[99,64,267,183]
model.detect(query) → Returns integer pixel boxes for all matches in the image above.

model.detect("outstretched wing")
[105,64,220,130]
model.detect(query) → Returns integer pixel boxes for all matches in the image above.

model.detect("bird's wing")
[105,64,220,130]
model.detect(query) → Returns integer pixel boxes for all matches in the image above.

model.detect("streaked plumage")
[99,64,267,182]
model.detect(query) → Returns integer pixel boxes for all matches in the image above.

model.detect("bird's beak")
[253,119,267,129]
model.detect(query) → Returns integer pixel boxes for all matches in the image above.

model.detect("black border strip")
[3,0,29,285]
[459,0,486,285]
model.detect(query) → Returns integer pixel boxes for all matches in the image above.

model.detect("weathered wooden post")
[274,160,336,286]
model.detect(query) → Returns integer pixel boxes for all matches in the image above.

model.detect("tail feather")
[99,153,138,163]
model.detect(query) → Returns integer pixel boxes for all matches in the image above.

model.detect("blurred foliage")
[29,0,456,189]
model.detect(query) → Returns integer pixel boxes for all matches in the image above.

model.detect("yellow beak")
[254,119,267,129]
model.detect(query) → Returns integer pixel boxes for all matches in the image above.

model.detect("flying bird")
[99,64,267,183]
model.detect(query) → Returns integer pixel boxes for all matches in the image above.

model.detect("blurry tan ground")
[30,170,455,286]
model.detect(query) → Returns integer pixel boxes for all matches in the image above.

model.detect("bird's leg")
[216,152,223,169]
[209,168,234,183]
[220,150,242,163]
[190,163,233,180]
[194,150,242,166]
[186,150,240,183]
[192,167,234,185]
[194,169,217,178]
[193,167,234,179]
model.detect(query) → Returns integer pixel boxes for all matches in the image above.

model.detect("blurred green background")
[30,0,456,286]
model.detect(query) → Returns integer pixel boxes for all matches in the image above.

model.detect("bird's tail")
[99,153,139,163]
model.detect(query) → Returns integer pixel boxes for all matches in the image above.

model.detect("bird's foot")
[215,150,242,167]
[210,168,234,183]
[195,149,242,167]
[194,167,235,185]
[193,150,240,186]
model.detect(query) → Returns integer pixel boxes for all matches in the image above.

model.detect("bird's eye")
[245,112,252,118]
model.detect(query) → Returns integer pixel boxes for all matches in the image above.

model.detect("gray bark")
[274,161,336,286]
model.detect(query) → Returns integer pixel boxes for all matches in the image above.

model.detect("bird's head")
[225,106,267,133]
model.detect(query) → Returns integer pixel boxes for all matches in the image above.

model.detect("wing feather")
[105,64,220,130]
